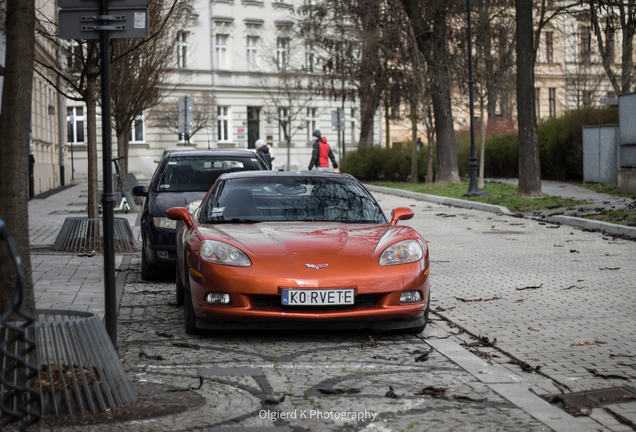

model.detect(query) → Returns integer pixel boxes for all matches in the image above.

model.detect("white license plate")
[281,289,355,306]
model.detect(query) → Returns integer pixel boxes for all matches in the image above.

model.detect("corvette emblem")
[305,263,328,270]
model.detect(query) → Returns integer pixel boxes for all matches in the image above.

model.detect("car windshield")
[156,156,262,192]
[200,176,387,224]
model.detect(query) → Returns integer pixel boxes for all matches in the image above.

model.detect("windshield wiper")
[215,218,261,224]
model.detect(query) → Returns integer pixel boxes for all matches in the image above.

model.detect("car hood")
[149,191,207,217]
[198,222,417,256]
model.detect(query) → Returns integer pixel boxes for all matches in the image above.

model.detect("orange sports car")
[167,171,430,334]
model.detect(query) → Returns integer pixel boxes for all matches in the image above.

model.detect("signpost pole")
[100,0,117,347]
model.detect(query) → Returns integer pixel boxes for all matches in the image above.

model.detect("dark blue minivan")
[133,149,266,280]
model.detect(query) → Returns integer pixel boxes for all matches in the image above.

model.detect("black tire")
[184,277,204,335]
[175,256,185,306]
[141,245,154,281]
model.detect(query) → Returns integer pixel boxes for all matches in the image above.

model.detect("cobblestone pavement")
[372,192,636,431]
[51,267,572,432]
[28,181,636,431]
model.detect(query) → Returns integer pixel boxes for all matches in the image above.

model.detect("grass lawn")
[372,181,589,212]
[584,210,636,227]
[580,183,636,199]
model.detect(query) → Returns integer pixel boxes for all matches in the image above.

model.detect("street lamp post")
[464,0,490,197]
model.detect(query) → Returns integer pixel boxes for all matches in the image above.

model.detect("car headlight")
[199,240,251,267]
[153,217,177,230]
[379,240,423,266]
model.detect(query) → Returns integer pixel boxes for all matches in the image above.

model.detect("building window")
[581,26,591,63]
[177,32,188,68]
[606,28,615,65]
[277,38,289,71]
[549,88,556,118]
[278,107,288,142]
[129,116,144,143]
[545,31,553,63]
[306,108,316,142]
[583,90,593,107]
[217,106,229,141]
[305,43,315,72]
[66,107,84,145]
[247,36,258,71]
[216,34,229,70]
[535,88,540,119]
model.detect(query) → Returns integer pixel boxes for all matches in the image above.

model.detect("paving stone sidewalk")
[29,181,139,318]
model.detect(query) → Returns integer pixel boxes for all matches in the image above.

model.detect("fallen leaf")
[599,267,620,270]
[571,340,607,346]
[515,299,525,303]
[416,386,450,396]
[528,327,539,332]
[318,388,361,395]
[516,284,543,291]
[368,335,379,348]
[385,386,399,399]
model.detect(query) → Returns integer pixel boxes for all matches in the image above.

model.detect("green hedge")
[339,143,431,182]
[341,107,618,182]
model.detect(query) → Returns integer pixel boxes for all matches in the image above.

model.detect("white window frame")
[217,106,230,141]
[177,32,188,69]
[549,88,556,118]
[129,115,145,143]
[247,36,258,71]
[216,34,229,70]
[306,107,316,142]
[279,107,288,142]
[305,43,315,72]
[277,38,288,71]
[66,106,85,145]
[535,88,540,119]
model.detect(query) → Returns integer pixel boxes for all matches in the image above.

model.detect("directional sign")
[58,8,149,40]
[59,0,149,8]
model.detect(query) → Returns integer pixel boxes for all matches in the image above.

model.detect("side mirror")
[390,207,414,226]
[132,185,147,197]
[166,207,193,229]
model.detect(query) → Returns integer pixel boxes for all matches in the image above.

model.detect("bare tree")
[148,92,214,143]
[0,0,36,315]
[110,0,185,182]
[588,0,635,95]
[260,30,316,170]
[400,0,461,183]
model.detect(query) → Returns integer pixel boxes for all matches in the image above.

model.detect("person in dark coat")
[308,129,339,172]
[255,139,273,170]
[417,137,423,152]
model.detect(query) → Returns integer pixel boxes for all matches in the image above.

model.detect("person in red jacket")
[308,129,339,172]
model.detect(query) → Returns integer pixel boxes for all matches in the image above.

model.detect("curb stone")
[366,184,636,239]
[548,215,636,239]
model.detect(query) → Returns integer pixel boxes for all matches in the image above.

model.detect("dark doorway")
[247,107,260,149]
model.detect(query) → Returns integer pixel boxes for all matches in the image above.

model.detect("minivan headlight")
[379,240,423,266]
[153,217,177,230]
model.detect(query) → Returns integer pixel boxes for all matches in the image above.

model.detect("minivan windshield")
[156,156,263,192]
[200,176,387,224]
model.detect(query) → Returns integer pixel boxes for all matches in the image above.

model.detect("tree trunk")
[410,96,418,183]
[0,0,36,317]
[400,0,459,183]
[621,3,634,94]
[86,71,100,218]
[358,90,377,147]
[425,107,435,184]
[384,97,390,149]
[116,123,131,188]
[515,0,542,197]
[478,101,485,190]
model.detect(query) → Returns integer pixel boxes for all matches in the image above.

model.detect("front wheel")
[184,277,204,335]
[141,245,154,281]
